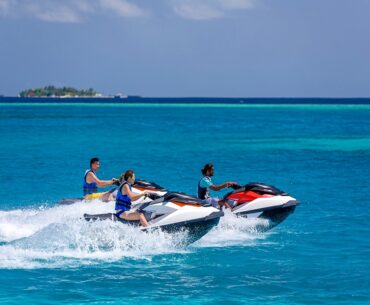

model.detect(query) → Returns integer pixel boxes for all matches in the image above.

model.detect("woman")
[115,170,149,227]
[198,163,237,209]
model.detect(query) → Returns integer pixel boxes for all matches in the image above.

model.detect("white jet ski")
[83,190,223,243]
[126,180,299,228]
[122,180,299,228]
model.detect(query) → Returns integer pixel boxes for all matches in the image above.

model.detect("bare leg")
[218,199,231,209]
[100,192,113,202]
[139,213,149,227]
[121,211,149,227]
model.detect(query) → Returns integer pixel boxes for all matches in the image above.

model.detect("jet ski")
[129,180,299,227]
[84,191,223,244]
[225,183,299,227]
[130,180,299,227]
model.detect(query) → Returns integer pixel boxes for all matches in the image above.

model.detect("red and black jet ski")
[225,183,299,226]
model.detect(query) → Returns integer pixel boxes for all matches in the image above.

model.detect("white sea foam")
[195,210,271,247]
[0,202,268,269]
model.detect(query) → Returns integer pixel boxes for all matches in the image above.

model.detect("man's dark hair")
[201,163,214,175]
[90,157,99,166]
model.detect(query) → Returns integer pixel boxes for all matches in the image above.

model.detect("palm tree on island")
[19,86,103,98]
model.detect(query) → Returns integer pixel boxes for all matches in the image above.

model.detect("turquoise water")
[0,103,369,304]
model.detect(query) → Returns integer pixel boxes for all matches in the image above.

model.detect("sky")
[0,0,370,97]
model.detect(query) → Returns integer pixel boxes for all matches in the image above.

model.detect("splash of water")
[195,210,271,247]
[0,202,269,269]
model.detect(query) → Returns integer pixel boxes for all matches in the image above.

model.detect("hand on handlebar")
[112,178,120,186]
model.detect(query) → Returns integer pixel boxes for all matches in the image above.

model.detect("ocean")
[0,101,369,304]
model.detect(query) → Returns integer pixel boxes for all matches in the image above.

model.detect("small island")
[19,86,102,98]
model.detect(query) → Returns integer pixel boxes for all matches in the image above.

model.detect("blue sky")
[0,0,370,97]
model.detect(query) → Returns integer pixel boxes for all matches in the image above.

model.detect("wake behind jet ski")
[84,191,223,244]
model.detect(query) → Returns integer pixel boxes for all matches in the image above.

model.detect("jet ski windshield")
[144,192,204,206]
[227,182,288,196]
[134,180,167,191]
[164,192,204,204]
[244,183,288,195]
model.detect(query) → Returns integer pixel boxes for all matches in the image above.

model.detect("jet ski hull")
[226,183,299,228]
[234,201,297,227]
[83,211,223,244]
[150,211,222,243]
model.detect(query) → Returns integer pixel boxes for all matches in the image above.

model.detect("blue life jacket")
[115,182,132,212]
[83,169,98,196]
[198,176,211,200]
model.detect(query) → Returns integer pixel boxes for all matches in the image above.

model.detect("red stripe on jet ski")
[171,201,202,207]
[227,191,273,203]
[134,186,160,192]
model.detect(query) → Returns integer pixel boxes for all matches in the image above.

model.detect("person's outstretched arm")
[87,172,115,187]
[210,182,237,191]
[123,184,148,201]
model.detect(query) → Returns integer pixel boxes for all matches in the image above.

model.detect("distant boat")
[114,93,127,99]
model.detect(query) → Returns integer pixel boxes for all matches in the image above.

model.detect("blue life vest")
[198,176,211,200]
[83,169,98,196]
[115,182,132,212]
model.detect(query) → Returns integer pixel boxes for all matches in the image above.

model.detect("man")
[83,157,118,197]
[198,163,237,209]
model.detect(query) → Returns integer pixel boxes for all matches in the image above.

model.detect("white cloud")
[0,0,15,16]
[0,0,258,23]
[74,0,95,14]
[170,0,257,20]
[218,0,255,10]
[173,3,223,20]
[0,0,145,22]
[26,2,84,23]
[100,0,146,17]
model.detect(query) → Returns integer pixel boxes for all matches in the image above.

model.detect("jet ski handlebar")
[112,179,120,186]
[147,193,162,200]
[229,184,243,190]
